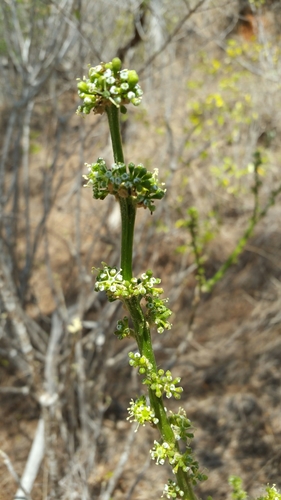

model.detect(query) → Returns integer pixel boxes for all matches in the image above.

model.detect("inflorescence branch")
[77,57,206,500]
[83,158,165,214]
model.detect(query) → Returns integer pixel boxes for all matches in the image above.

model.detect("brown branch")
[138,0,206,74]
[117,1,148,62]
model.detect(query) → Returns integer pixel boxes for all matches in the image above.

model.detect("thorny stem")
[106,101,198,500]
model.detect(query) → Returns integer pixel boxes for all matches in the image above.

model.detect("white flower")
[106,76,115,84]
[68,317,82,334]
[120,69,129,80]
[110,86,118,95]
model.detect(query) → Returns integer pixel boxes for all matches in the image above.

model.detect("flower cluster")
[94,264,124,301]
[143,368,183,399]
[128,352,183,399]
[83,158,165,212]
[150,440,207,482]
[95,265,161,300]
[150,440,173,466]
[162,480,184,499]
[95,266,172,336]
[168,408,194,442]
[114,316,133,340]
[127,396,159,429]
[150,440,193,473]
[146,295,172,333]
[128,352,153,374]
[77,57,143,115]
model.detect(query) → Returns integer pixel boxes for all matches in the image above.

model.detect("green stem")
[126,298,175,444]
[126,297,197,500]
[106,105,136,280]
[203,159,265,294]
[106,102,197,500]
[119,197,136,281]
[106,104,124,164]
[126,297,155,361]
[203,215,256,293]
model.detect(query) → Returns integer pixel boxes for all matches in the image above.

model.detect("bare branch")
[139,0,206,74]
[0,449,32,500]
[100,425,136,500]
[13,419,45,500]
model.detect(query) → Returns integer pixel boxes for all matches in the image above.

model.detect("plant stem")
[119,197,136,281]
[127,298,197,500]
[126,298,174,437]
[106,104,124,164]
[106,105,136,280]
[106,102,198,500]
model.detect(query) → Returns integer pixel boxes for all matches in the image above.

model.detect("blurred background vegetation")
[1,1,281,499]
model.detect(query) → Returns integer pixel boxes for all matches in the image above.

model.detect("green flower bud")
[84,96,96,105]
[120,105,127,114]
[131,97,142,106]
[128,70,139,87]
[134,165,146,176]
[112,57,122,73]
[77,81,89,93]
[97,76,105,87]
[152,190,165,199]
[128,162,135,174]
[89,66,102,78]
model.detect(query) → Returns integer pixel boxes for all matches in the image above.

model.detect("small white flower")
[110,86,118,95]
[120,69,129,80]
[94,65,102,73]
[132,97,142,106]
[106,76,115,84]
